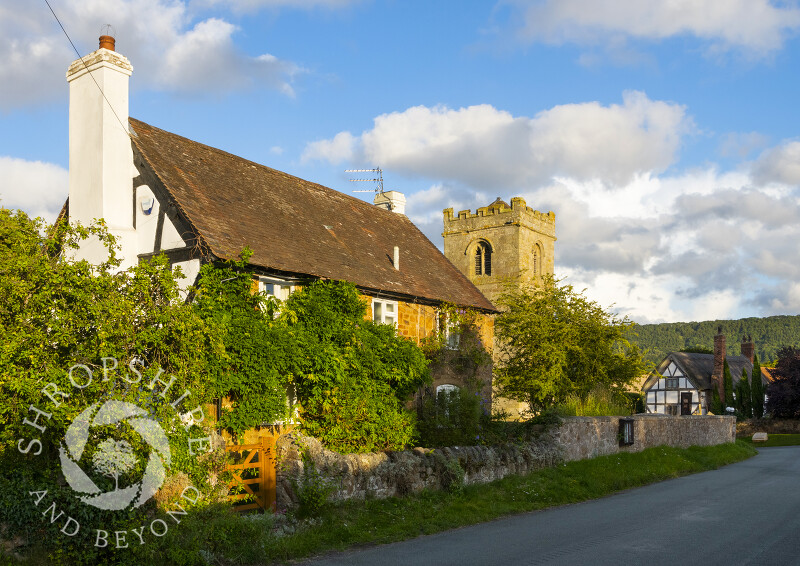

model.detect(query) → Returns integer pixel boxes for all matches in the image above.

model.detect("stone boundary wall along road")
[275,414,735,508]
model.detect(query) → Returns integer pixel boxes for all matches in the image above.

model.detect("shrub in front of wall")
[285,280,430,453]
[417,384,485,447]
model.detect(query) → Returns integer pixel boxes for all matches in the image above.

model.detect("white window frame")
[372,298,398,327]
[437,311,461,349]
[257,277,295,302]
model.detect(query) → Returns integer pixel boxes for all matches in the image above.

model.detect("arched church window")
[475,241,492,276]
[533,243,543,277]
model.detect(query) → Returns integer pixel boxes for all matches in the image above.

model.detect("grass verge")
[739,433,800,447]
[2,442,756,566]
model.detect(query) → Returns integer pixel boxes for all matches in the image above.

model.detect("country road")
[299,447,800,566]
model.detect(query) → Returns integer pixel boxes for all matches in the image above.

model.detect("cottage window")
[436,384,459,397]
[474,242,492,276]
[665,377,679,389]
[373,299,398,327]
[438,312,461,349]
[258,278,295,301]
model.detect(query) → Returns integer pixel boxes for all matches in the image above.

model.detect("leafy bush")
[417,383,485,447]
[438,457,466,495]
[284,280,430,453]
[292,451,337,518]
[192,253,289,436]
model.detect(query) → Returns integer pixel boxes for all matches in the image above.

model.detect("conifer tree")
[737,367,752,418]
[723,359,734,410]
[711,387,724,415]
[751,354,765,418]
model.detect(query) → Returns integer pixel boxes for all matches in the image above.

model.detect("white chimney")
[374,190,406,215]
[66,35,137,268]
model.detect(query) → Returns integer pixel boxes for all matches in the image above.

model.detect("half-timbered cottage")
[642,332,768,415]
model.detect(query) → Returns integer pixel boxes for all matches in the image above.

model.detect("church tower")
[443,197,556,307]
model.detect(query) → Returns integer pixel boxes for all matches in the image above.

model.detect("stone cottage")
[60,35,496,400]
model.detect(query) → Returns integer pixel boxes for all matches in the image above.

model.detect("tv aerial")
[346,167,384,196]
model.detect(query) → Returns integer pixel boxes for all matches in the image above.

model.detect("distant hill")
[628,315,800,365]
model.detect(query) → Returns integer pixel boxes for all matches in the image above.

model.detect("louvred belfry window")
[475,242,492,276]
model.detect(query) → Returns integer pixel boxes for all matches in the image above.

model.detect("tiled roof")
[646,351,765,390]
[129,118,496,312]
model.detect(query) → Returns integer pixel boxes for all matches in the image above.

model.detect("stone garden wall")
[275,414,736,508]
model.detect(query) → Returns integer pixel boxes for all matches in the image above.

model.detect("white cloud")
[398,146,800,323]
[752,141,800,186]
[0,157,68,221]
[303,91,693,188]
[303,131,357,164]
[509,0,800,56]
[0,0,302,109]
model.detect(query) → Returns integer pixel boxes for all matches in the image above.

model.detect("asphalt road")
[300,447,800,566]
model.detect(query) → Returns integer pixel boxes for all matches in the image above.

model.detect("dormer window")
[475,241,492,276]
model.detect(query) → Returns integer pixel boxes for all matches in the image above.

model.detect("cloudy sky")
[2,0,800,324]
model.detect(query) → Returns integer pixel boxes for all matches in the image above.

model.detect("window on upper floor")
[474,241,492,276]
[373,299,398,327]
[438,311,461,349]
[258,278,295,302]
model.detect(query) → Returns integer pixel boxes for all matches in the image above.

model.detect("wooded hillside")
[628,315,800,365]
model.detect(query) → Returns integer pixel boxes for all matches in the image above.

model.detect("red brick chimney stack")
[713,327,726,399]
[741,335,755,364]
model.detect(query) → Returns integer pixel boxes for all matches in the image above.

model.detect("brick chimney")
[713,327,726,400]
[741,335,755,364]
[66,34,137,269]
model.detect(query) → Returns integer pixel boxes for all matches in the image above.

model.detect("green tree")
[0,209,227,564]
[723,359,734,410]
[710,387,724,415]
[736,367,752,418]
[494,277,648,415]
[751,354,765,418]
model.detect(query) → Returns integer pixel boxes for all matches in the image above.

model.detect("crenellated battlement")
[443,196,555,226]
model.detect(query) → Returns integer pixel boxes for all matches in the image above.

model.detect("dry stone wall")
[275,414,735,508]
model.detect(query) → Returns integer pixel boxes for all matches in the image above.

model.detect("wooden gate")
[226,436,277,512]
[225,425,293,512]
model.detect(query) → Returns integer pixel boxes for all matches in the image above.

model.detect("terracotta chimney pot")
[99,35,115,51]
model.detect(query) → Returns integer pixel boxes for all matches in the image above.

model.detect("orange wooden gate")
[226,436,277,512]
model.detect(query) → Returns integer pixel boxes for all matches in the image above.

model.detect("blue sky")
[3,0,800,324]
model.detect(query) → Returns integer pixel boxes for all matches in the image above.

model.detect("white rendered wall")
[173,259,201,299]
[67,48,137,270]
[135,185,187,254]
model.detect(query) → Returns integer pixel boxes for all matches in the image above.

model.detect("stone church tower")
[442,197,556,307]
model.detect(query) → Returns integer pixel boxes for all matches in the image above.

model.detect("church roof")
[487,197,510,211]
[129,118,496,312]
